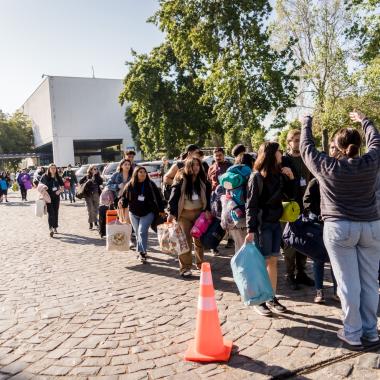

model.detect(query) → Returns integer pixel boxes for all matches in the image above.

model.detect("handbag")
[280,201,300,223]
[106,221,132,251]
[76,180,90,199]
[157,223,173,254]
[231,243,274,305]
[282,217,329,263]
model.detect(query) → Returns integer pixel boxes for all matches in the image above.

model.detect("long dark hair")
[47,163,60,179]
[128,166,150,190]
[117,158,133,176]
[254,142,280,178]
[181,157,206,199]
[334,128,361,159]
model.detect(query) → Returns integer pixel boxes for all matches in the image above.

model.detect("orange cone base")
[184,339,233,362]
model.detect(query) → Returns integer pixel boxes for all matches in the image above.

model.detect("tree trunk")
[322,128,329,153]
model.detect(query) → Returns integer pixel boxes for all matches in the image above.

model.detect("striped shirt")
[300,117,380,222]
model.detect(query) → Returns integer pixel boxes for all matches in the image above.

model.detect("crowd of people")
[2,110,379,349]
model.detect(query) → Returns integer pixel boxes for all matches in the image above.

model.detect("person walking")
[167,157,212,277]
[160,157,172,201]
[79,165,103,230]
[40,164,64,237]
[120,166,165,263]
[246,142,296,316]
[62,164,78,203]
[283,129,314,290]
[107,158,133,205]
[300,111,380,349]
[17,169,32,201]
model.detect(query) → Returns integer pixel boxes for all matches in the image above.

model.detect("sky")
[0,0,163,114]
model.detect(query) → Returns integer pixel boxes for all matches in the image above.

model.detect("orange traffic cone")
[184,262,233,362]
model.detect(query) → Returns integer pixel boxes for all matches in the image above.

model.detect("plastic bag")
[191,212,213,238]
[106,222,132,251]
[231,243,274,305]
[35,199,46,217]
[12,182,19,192]
[220,194,235,230]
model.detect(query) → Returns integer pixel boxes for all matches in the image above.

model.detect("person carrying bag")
[119,166,164,263]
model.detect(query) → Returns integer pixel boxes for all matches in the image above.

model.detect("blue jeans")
[129,212,154,254]
[68,184,76,201]
[256,222,282,258]
[313,261,337,292]
[324,220,380,342]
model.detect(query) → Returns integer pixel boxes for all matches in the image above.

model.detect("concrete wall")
[21,76,137,166]
[20,78,53,147]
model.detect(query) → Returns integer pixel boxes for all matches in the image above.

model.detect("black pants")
[20,185,27,200]
[284,247,307,277]
[47,196,60,228]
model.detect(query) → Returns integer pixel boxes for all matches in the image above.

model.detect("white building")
[20,76,136,166]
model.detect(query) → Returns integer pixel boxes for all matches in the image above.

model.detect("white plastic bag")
[157,223,173,254]
[106,222,132,251]
[35,199,46,218]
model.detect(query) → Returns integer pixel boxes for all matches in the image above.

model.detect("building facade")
[21,76,136,166]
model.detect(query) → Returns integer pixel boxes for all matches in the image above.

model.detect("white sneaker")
[337,329,363,348]
[181,270,192,278]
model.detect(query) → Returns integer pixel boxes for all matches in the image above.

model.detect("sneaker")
[211,249,220,256]
[266,297,287,313]
[296,273,315,287]
[225,239,234,249]
[139,253,147,263]
[53,228,58,234]
[94,221,98,227]
[181,270,192,278]
[286,275,299,290]
[49,228,54,238]
[314,289,325,304]
[254,303,272,317]
[89,223,93,230]
[337,329,363,350]
[361,335,380,346]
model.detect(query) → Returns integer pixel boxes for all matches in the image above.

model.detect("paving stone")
[128,360,156,373]
[148,366,176,379]
[0,360,29,374]
[70,366,101,376]
[99,365,127,375]
[40,365,72,376]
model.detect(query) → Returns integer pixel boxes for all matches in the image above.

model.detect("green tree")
[152,0,298,150]
[345,0,380,63]
[120,44,218,158]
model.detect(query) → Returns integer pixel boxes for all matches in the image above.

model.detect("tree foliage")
[0,111,34,154]
[120,0,299,156]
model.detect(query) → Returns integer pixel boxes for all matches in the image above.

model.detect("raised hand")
[349,111,366,123]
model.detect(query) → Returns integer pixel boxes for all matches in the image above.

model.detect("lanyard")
[140,182,145,195]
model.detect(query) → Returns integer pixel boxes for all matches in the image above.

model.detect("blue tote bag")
[230,243,274,305]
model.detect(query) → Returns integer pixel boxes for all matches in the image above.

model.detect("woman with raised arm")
[300,111,380,349]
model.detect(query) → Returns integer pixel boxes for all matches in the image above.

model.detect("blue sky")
[0,0,163,114]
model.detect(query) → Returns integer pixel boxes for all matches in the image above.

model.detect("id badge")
[192,193,199,200]
[52,187,57,191]
[300,177,307,187]
[138,195,145,201]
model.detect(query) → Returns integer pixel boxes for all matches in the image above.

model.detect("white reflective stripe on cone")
[198,296,217,311]
[200,271,213,286]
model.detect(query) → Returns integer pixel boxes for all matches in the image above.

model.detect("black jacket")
[40,174,64,198]
[122,180,164,217]
[168,179,211,219]
[246,172,296,233]
[303,178,321,217]
[79,174,103,195]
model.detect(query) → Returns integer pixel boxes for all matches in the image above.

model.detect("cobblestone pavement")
[0,189,379,380]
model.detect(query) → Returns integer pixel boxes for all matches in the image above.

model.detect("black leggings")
[46,196,60,228]
[20,185,27,200]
